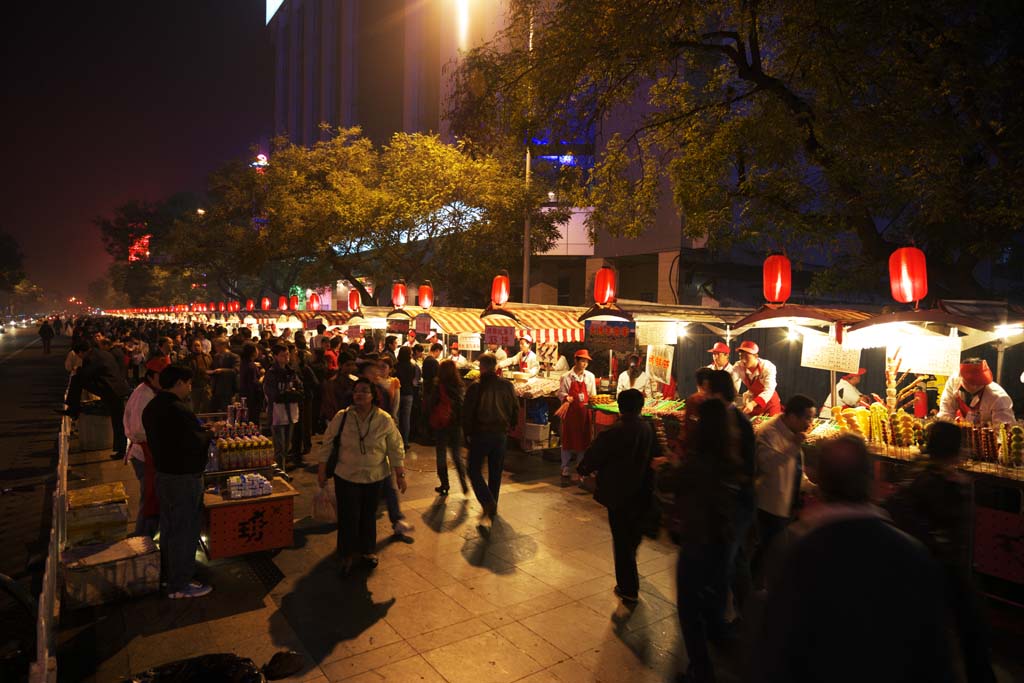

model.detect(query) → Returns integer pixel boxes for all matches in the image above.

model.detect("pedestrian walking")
[463,353,518,526]
[428,359,468,495]
[317,377,407,575]
[752,434,954,683]
[143,365,213,599]
[556,349,596,479]
[577,389,658,605]
[39,320,55,354]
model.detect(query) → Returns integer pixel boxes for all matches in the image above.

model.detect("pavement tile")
[577,587,677,632]
[327,616,404,661]
[398,553,461,589]
[572,633,677,683]
[422,630,543,683]
[383,587,476,639]
[344,653,448,682]
[365,561,437,598]
[407,616,493,653]
[519,602,616,657]
[540,659,596,683]
[438,581,501,615]
[560,575,615,601]
[515,556,609,590]
[321,640,416,681]
[497,621,571,667]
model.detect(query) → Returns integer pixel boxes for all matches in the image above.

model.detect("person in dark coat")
[38,320,55,354]
[427,359,467,495]
[63,338,133,459]
[752,434,954,683]
[577,389,660,605]
[462,353,518,524]
[143,365,213,599]
[883,421,996,683]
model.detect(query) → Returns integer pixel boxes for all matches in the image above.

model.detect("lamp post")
[521,10,534,304]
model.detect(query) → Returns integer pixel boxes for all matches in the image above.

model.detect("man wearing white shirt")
[822,368,868,417]
[616,353,651,397]
[485,342,508,363]
[448,342,469,368]
[557,350,597,478]
[498,334,540,377]
[937,358,1015,425]
[707,341,741,394]
[123,358,166,537]
[732,341,782,416]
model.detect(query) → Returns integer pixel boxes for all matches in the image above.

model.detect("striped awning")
[426,308,486,334]
[481,304,587,344]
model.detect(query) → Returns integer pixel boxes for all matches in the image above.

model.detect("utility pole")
[521,10,534,304]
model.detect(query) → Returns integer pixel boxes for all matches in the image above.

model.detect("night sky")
[1,1,272,299]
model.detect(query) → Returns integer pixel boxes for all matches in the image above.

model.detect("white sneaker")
[169,583,213,599]
[393,520,415,535]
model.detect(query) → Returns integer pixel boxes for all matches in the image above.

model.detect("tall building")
[267,0,712,307]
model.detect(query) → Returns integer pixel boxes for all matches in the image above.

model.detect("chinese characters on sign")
[387,319,410,335]
[238,510,268,544]
[800,332,863,373]
[484,325,517,348]
[458,333,481,351]
[415,314,433,335]
[584,320,637,353]
[646,344,674,385]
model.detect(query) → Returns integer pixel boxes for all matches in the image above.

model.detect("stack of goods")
[212,434,276,470]
[513,377,561,399]
[999,423,1024,466]
[590,394,615,406]
[206,420,261,438]
[643,399,687,416]
[226,473,273,499]
[837,406,870,438]
[889,409,918,447]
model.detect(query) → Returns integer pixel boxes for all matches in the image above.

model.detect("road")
[0,326,67,678]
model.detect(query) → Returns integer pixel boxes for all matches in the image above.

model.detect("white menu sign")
[801,333,862,373]
[887,335,961,377]
[458,333,481,351]
[636,321,676,346]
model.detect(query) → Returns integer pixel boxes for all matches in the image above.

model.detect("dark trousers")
[334,476,384,557]
[42,337,52,354]
[728,494,756,615]
[753,509,789,587]
[156,472,203,593]
[944,568,997,683]
[272,423,295,469]
[101,392,127,455]
[291,398,313,457]
[608,506,643,598]
[434,426,467,492]
[677,543,731,683]
[467,432,507,512]
[130,458,159,537]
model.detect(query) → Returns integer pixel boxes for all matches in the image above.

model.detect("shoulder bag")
[325,409,351,475]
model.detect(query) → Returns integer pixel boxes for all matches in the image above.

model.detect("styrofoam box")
[523,422,550,442]
[63,536,160,608]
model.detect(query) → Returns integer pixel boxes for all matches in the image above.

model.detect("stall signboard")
[800,333,862,374]
[637,321,676,346]
[415,314,432,335]
[585,320,637,353]
[304,317,324,331]
[347,325,362,338]
[458,333,481,351]
[387,319,410,335]
[887,334,961,376]
[646,344,674,385]
[485,325,517,348]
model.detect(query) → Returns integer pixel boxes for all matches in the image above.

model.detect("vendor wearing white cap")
[498,333,540,377]
[707,341,741,394]
[938,358,1015,424]
[822,368,868,418]
[732,340,782,417]
[557,349,597,478]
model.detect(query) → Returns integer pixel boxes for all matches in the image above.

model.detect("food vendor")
[557,349,597,478]
[821,368,869,417]
[937,358,1015,424]
[616,353,651,397]
[498,333,540,377]
[485,341,508,363]
[447,342,469,368]
[707,341,741,393]
[732,340,782,416]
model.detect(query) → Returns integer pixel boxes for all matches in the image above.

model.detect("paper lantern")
[218,302,226,312]
[491,271,511,307]
[308,293,321,311]
[762,254,792,304]
[418,281,434,310]
[392,280,407,309]
[289,294,299,310]
[889,247,928,304]
[278,295,288,311]
[246,299,255,312]
[261,296,271,311]
[348,288,361,312]
[208,301,215,312]
[594,266,616,305]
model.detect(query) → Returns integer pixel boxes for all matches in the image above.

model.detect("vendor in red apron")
[731,340,782,417]
[498,333,540,377]
[707,341,741,394]
[557,349,597,478]
[937,358,1015,424]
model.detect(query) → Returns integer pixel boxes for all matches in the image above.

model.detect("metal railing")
[29,415,69,683]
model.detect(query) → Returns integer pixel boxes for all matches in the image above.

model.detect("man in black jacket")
[63,338,133,459]
[143,365,213,599]
[463,353,518,524]
[578,389,659,604]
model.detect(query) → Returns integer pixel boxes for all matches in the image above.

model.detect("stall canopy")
[425,307,486,335]
[481,303,587,343]
[733,304,875,332]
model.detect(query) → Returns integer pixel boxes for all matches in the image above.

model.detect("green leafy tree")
[449,0,1024,300]
[0,231,25,293]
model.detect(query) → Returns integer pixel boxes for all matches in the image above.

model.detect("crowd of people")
[47,316,1003,680]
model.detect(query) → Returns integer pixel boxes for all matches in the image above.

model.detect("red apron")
[561,377,592,452]
[956,387,986,424]
[744,364,781,417]
[140,443,160,517]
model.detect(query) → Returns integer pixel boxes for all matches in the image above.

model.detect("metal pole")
[830,370,837,414]
[521,11,534,304]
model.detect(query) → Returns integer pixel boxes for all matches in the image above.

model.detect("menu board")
[888,335,960,376]
[415,314,432,335]
[347,325,362,338]
[484,325,517,348]
[458,333,481,351]
[386,319,410,335]
[646,344,674,385]
[585,320,637,353]
[636,321,676,346]
[800,333,862,373]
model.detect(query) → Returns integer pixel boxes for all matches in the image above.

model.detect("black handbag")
[324,409,350,475]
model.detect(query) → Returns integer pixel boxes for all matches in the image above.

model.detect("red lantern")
[348,288,361,312]
[208,301,215,312]
[261,296,271,311]
[889,247,928,304]
[246,299,255,312]
[278,295,288,311]
[218,301,225,312]
[762,254,792,304]
[289,294,299,311]
[594,266,616,305]
[418,281,434,310]
[491,271,510,307]
[392,280,407,309]
[308,293,321,311]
